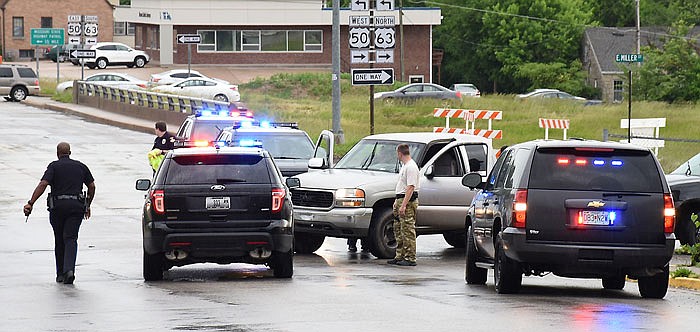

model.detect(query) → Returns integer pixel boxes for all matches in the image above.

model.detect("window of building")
[216,30,236,51]
[198,30,215,51]
[242,31,260,51]
[127,23,135,36]
[19,49,34,58]
[304,30,322,51]
[613,80,624,103]
[288,31,304,51]
[114,22,136,36]
[41,17,52,28]
[261,31,287,51]
[12,17,24,38]
[149,27,159,49]
[196,29,322,53]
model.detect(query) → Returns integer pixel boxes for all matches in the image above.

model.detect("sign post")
[68,15,99,80]
[177,34,201,78]
[616,53,644,143]
[30,28,65,80]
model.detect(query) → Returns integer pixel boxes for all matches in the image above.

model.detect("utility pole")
[635,0,640,55]
[331,0,345,144]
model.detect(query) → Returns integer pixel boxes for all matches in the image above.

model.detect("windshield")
[236,133,314,159]
[191,120,237,141]
[335,139,424,172]
[671,152,700,176]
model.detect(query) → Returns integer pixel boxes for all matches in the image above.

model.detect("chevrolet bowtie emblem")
[587,201,605,208]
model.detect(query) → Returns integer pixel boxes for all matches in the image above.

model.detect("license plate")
[206,197,230,210]
[581,210,610,225]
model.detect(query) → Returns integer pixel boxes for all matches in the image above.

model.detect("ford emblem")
[211,185,226,191]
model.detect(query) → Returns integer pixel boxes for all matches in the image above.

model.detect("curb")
[669,277,700,291]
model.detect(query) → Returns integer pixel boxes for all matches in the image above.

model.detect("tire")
[270,250,293,278]
[213,94,229,102]
[602,274,626,290]
[96,58,108,69]
[58,55,67,63]
[494,239,522,294]
[143,250,165,281]
[10,86,28,101]
[676,209,699,245]
[134,56,147,68]
[87,64,96,69]
[368,207,397,259]
[127,64,134,68]
[638,265,669,299]
[465,226,487,285]
[293,232,325,254]
[443,231,466,248]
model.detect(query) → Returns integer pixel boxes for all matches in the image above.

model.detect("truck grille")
[291,189,334,208]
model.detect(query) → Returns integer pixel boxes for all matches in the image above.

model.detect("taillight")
[151,190,165,214]
[664,194,675,233]
[512,189,527,228]
[272,188,285,213]
[34,79,39,86]
[456,91,462,98]
[230,86,238,91]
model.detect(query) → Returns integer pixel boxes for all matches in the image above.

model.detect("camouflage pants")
[393,197,418,262]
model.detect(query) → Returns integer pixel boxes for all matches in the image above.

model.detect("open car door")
[309,130,334,169]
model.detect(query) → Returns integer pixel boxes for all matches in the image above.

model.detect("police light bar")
[230,121,299,129]
[194,108,254,118]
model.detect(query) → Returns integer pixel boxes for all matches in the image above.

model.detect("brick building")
[0,0,114,60]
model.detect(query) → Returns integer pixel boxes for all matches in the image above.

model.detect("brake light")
[664,194,675,233]
[575,159,587,166]
[34,79,40,86]
[557,158,570,165]
[456,91,462,98]
[574,147,614,152]
[272,188,285,213]
[512,189,527,228]
[152,190,165,214]
[230,86,238,91]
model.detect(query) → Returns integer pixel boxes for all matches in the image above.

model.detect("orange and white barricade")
[539,118,570,140]
[432,108,503,139]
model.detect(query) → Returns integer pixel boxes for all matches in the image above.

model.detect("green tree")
[591,0,634,27]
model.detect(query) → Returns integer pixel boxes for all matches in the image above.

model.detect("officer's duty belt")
[55,195,80,200]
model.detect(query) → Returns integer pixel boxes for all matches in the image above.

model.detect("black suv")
[462,139,675,298]
[135,146,295,280]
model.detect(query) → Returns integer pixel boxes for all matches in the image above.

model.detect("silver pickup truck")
[289,132,496,258]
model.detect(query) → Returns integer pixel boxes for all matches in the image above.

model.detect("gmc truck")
[289,132,495,258]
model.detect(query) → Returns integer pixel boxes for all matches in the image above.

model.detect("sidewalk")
[19,96,700,292]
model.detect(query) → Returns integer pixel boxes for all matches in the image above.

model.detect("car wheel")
[602,274,626,290]
[676,208,699,245]
[443,231,466,248]
[494,239,522,294]
[58,55,67,62]
[127,64,134,68]
[135,56,147,68]
[293,232,325,254]
[270,249,293,278]
[368,207,397,259]
[96,58,108,69]
[10,86,28,101]
[638,265,669,299]
[143,250,165,281]
[465,226,487,285]
[87,64,96,69]
[213,94,229,102]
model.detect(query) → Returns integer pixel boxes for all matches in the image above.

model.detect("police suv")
[174,106,254,147]
[135,145,295,280]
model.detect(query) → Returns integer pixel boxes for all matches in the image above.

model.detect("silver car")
[0,64,40,101]
[374,83,462,101]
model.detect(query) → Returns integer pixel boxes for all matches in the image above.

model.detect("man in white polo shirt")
[388,143,419,266]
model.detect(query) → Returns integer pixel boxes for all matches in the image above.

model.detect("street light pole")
[331,0,345,144]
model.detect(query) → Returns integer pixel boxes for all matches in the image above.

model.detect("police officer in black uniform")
[153,121,175,153]
[23,142,95,284]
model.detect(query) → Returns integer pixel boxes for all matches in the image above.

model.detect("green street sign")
[30,28,65,46]
[616,53,644,63]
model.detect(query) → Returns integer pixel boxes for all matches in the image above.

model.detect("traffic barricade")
[432,108,503,139]
[539,118,570,140]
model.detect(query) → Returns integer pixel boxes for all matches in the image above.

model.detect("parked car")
[0,64,40,101]
[152,77,240,102]
[449,83,481,97]
[135,146,295,280]
[373,83,462,102]
[462,139,675,298]
[289,131,495,258]
[517,88,602,105]
[149,69,229,86]
[56,72,148,93]
[84,42,150,69]
[667,152,700,245]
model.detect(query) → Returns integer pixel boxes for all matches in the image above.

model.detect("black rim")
[383,217,397,249]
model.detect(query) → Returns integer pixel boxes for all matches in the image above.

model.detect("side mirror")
[308,157,326,169]
[461,173,483,189]
[424,165,434,179]
[286,177,301,188]
[135,179,152,191]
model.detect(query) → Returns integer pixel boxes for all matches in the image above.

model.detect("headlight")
[335,188,365,207]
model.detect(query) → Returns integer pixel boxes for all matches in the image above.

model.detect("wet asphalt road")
[1,101,699,332]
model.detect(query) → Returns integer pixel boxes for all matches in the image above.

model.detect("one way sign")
[351,68,394,85]
[177,34,201,44]
[70,49,96,59]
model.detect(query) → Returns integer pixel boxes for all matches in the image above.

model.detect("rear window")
[528,148,663,192]
[236,133,314,159]
[0,68,12,77]
[165,154,270,185]
[17,68,37,78]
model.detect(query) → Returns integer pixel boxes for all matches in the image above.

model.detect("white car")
[149,69,229,86]
[152,77,241,102]
[56,73,148,93]
[85,42,150,69]
[450,83,481,97]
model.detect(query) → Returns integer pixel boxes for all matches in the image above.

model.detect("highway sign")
[68,15,82,22]
[67,22,82,36]
[84,23,99,37]
[376,0,395,11]
[375,50,394,63]
[616,53,644,63]
[30,28,65,46]
[374,28,395,48]
[350,15,370,27]
[351,50,370,63]
[177,34,202,44]
[349,28,371,48]
[351,0,369,11]
[374,16,396,27]
[85,37,98,45]
[68,36,81,45]
[351,68,394,85]
[70,49,96,59]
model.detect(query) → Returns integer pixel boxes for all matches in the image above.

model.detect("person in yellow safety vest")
[148,148,165,174]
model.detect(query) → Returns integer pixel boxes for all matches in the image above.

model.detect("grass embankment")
[241,73,700,171]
